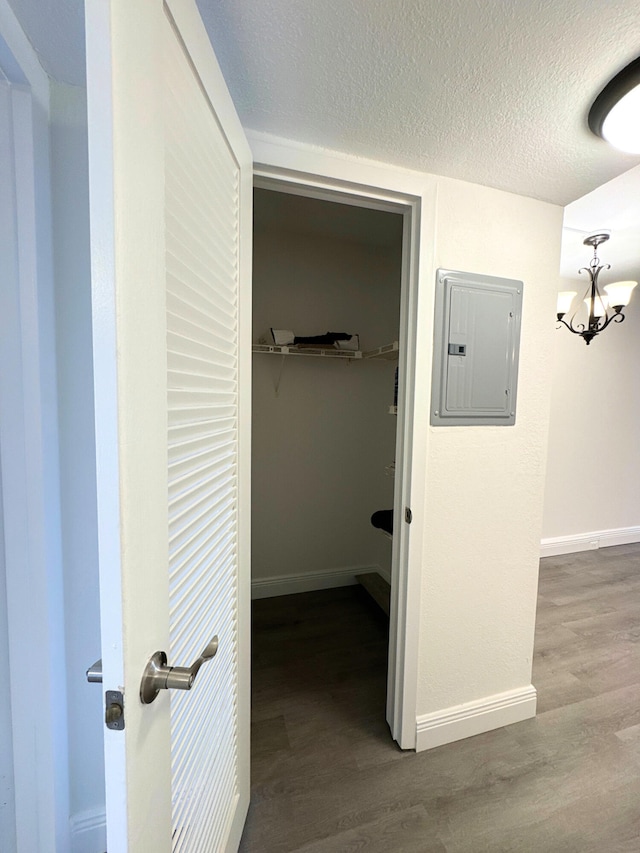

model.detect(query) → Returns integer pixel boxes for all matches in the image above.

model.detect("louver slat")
[165,17,240,852]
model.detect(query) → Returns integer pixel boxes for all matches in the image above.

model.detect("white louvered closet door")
[165,9,245,850]
[86,1,251,850]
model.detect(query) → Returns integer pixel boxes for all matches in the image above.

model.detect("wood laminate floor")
[240,544,640,852]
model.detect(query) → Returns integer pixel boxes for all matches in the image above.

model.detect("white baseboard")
[415,685,537,752]
[251,565,381,599]
[70,806,106,853]
[540,525,640,557]
[377,565,391,584]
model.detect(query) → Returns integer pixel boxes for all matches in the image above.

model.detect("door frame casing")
[252,137,436,748]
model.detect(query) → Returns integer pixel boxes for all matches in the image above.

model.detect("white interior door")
[86,1,252,850]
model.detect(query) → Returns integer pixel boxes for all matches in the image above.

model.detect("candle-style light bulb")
[556,291,577,319]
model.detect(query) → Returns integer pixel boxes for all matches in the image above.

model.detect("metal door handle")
[86,659,103,683]
[140,636,218,704]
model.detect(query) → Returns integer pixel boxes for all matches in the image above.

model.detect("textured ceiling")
[7,0,640,205]
[197,0,640,205]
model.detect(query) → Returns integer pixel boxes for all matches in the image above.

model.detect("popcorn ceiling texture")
[9,0,640,203]
[199,0,640,205]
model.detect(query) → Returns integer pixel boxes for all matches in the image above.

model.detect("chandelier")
[556,232,637,345]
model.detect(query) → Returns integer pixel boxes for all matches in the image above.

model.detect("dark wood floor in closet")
[240,543,640,853]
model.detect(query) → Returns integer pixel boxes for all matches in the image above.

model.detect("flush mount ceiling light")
[556,232,637,345]
[589,56,640,154]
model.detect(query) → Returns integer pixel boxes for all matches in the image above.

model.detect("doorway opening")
[249,173,419,751]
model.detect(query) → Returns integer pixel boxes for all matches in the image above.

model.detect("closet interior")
[251,187,404,626]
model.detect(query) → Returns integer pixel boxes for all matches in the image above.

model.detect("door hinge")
[105,690,125,731]
[405,507,412,524]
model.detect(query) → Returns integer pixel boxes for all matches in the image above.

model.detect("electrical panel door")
[431,269,523,426]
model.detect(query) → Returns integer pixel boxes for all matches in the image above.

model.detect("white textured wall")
[252,207,402,584]
[50,82,105,830]
[542,279,640,540]
[0,3,71,847]
[418,178,563,713]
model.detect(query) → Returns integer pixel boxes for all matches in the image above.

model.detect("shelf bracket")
[274,355,286,397]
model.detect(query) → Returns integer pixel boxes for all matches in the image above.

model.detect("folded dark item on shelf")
[270,328,360,350]
[293,332,352,345]
[371,509,393,536]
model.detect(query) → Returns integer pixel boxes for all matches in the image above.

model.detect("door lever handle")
[86,659,103,683]
[140,636,218,704]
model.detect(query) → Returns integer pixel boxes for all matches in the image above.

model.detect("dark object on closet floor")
[371,509,393,536]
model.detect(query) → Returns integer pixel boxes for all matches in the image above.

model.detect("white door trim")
[84,4,130,845]
[252,135,436,749]
[0,24,69,853]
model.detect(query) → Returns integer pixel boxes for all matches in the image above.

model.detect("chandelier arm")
[578,264,611,287]
[556,317,585,334]
[578,263,610,279]
[596,311,626,333]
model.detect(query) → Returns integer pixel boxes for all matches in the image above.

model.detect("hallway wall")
[542,277,640,552]
[417,176,563,737]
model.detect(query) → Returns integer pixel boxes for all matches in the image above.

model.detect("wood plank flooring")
[240,543,640,852]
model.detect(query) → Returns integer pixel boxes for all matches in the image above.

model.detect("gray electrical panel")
[431,269,523,426]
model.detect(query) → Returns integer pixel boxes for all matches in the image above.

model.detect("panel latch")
[447,343,466,356]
